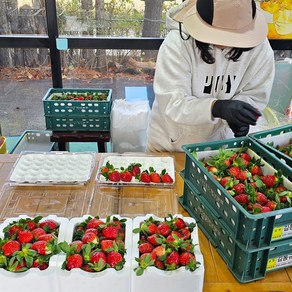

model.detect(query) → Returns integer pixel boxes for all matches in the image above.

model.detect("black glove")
[212,100,261,127]
[229,122,250,137]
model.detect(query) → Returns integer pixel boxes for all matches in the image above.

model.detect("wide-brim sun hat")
[172,0,268,48]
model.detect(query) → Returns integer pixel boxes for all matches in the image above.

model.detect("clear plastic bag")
[110,99,150,153]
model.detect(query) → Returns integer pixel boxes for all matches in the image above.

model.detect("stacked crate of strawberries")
[180,136,292,283]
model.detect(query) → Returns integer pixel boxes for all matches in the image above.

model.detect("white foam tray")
[0,215,69,292]
[131,214,205,292]
[96,154,175,186]
[9,152,96,185]
[56,214,133,292]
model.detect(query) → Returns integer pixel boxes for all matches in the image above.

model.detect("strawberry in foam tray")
[131,214,205,292]
[57,214,132,292]
[0,215,68,292]
[97,154,175,186]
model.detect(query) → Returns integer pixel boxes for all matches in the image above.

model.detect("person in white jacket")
[146,0,275,152]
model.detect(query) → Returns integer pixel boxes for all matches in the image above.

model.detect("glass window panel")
[57,0,181,37]
[0,0,47,35]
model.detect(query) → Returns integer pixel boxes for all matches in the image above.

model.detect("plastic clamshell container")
[0,183,90,220]
[179,181,292,283]
[0,136,7,154]
[181,137,292,250]
[56,215,132,292]
[131,214,204,292]
[8,152,96,185]
[89,185,178,218]
[0,215,69,292]
[96,153,175,187]
[9,130,55,154]
[249,124,292,168]
[43,88,112,131]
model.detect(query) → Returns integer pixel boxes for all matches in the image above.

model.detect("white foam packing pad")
[9,152,95,184]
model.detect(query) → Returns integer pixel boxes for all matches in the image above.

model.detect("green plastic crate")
[249,125,292,168]
[179,180,292,283]
[181,137,292,249]
[43,88,112,116]
[45,116,110,131]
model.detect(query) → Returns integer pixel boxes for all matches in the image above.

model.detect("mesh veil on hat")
[172,0,268,48]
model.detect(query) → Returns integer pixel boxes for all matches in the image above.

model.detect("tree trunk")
[142,0,165,60]
[95,0,107,72]
[0,1,12,66]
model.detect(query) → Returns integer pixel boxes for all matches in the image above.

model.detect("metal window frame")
[0,0,291,88]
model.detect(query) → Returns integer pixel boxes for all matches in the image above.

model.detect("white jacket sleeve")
[153,31,217,126]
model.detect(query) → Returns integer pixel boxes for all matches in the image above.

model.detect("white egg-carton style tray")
[96,153,175,186]
[9,152,96,185]
[131,214,205,292]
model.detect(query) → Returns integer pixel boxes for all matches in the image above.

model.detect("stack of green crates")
[180,137,292,283]
[43,88,112,131]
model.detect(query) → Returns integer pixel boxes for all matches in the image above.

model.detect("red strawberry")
[180,227,191,240]
[229,166,240,178]
[147,234,165,246]
[38,234,54,242]
[102,226,118,239]
[17,230,34,243]
[7,225,22,236]
[90,251,107,267]
[128,163,141,177]
[2,240,21,256]
[234,194,249,205]
[220,176,232,187]
[107,251,124,270]
[100,239,114,252]
[67,254,83,270]
[152,245,166,258]
[241,152,251,162]
[141,222,158,235]
[140,172,151,183]
[82,232,98,244]
[180,252,197,271]
[32,227,46,240]
[266,201,277,211]
[150,172,161,183]
[157,223,171,237]
[70,240,83,253]
[261,175,277,188]
[174,217,186,230]
[233,183,245,194]
[108,170,121,182]
[87,218,105,229]
[256,192,268,205]
[250,165,263,176]
[165,251,180,269]
[139,242,154,254]
[261,206,272,213]
[237,170,249,181]
[154,259,165,270]
[31,240,54,255]
[120,170,133,182]
[85,228,98,235]
[161,173,173,184]
[26,220,37,231]
[39,219,59,231]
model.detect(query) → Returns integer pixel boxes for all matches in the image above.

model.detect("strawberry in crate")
[0,216,61,272]
[132,214,200,275]
[59,215,127,272]
[199,147,292,213]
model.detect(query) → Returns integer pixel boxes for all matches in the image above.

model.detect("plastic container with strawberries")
[0,215,68,292]
[56,214,132,292]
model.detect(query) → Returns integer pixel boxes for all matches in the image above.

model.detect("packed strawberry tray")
[181,137,292,250]
[8,152,96,185]
[96,153,175,186]
[0,214,204,292]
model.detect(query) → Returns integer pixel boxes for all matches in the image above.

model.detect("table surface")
[0,153,292,291]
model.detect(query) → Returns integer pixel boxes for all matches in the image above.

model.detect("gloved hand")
[212,100,261,127]
[228,122,250,137]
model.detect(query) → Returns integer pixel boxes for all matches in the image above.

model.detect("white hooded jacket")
[146,1,275,152]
